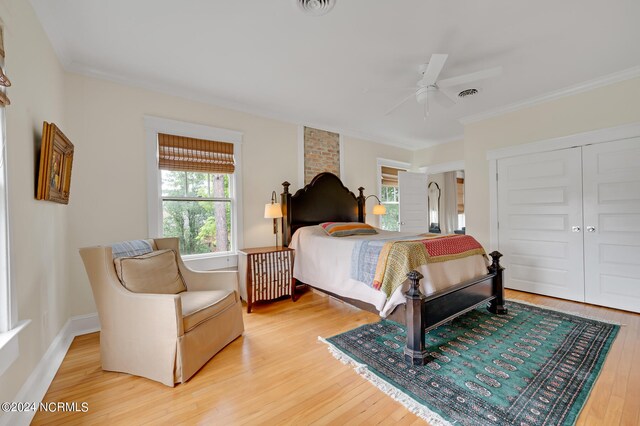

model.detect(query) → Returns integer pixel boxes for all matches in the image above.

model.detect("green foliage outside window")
[380,185,398,202]
[380,185,399,231]
[380,204,399,231]
[161,171,232,255]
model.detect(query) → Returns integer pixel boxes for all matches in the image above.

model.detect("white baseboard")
[0,313,100,426]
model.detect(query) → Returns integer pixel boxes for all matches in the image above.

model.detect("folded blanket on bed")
[352,234,485,298]
[350,234,421,285]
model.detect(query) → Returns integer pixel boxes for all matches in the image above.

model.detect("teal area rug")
[323,301,619,426]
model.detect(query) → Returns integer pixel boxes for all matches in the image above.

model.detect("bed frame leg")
[487,251,508,315]
[404,270,428,366]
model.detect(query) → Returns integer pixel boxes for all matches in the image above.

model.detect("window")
[378,162,409,231]
[380,184,399,231]
[161,171,233,255]
[145,117,243,268]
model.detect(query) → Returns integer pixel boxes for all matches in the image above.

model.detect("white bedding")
[289,225,488,317]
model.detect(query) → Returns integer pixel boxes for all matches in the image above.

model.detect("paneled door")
[498,148,585,301]
[398,171,429,233]
[583,139,640,313]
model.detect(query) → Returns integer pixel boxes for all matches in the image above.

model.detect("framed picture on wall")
[36,122,74,204]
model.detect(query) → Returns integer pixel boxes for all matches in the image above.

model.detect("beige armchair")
[79,237,244,387]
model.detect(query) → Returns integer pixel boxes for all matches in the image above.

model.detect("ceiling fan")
[371,54,502,119]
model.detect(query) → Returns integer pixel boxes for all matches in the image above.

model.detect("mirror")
[428,182,441,233]
[428,170,465,234]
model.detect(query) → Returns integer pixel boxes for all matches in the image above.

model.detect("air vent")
[458,88,478,98]
[297,0,336,16]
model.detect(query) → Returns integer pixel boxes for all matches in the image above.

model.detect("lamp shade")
[264,203,283,219]
[372,204,387,215]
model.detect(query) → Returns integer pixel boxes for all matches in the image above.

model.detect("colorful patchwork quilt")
[351,234,486,298]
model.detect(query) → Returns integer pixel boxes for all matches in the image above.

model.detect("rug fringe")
[318,337,453,426]
[508,299,623,325]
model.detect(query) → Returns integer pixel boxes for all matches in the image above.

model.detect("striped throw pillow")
[320,222,378,237]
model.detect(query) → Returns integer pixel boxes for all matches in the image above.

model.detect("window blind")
[381,166,406,187]
[457,177,464,214]
[158,133,235,174]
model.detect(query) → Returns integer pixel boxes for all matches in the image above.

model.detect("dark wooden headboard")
[281,172,365,246]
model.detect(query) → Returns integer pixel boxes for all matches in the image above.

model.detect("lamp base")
[273,219,279,248]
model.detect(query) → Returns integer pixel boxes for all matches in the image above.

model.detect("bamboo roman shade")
[457,177,464,214]
[381,166,406,187]
[158,133,235,174]
[0,26,11,107]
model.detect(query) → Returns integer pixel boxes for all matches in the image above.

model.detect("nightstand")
[238,246,295,313]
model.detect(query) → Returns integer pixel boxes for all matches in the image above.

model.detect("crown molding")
[419,134,464,149]
[459,66,640,125]
[64,62,435,151]
[486,121,640,161]
[422,160,465,175]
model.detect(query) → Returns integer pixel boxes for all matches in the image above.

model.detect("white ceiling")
[30,0,640,150]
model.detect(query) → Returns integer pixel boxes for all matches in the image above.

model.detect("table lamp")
[365,194,387,215]
[264,191,283,247]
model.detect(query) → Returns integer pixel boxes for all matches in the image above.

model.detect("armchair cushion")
[114,249,187,294]
[180,290,237,332]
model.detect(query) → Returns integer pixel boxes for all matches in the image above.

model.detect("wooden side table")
[238,246,295,313]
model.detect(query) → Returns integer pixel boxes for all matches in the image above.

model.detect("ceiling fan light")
[296,0,336,16]
[416,87,428,104]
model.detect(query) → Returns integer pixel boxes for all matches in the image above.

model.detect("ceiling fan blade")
[420,54,448,86]
[437,66,502,88]
[384,92,416,116]
[363,87,416,94]
[430,88,456,108]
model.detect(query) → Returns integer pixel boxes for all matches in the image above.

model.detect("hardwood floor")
[33,288,640,425]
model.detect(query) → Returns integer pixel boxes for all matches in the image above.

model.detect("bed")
[281,172,507,365]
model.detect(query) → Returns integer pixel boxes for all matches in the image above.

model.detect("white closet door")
[398,171,429,233]
[498,148,584,301]
[583,138,640,313]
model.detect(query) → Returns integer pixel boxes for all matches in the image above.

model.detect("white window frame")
[380,186,399,230]
[376,158,410,230]
[0,109,10,333]
[0,107,31,376]
[144,116,243,270]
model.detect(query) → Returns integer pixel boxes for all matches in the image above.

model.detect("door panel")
[583,138,640,313]
[398,172,428,233]
[498,148,585,301]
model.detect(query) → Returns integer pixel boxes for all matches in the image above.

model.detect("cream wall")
[64,73,299,316]
[0,0,70,404]
[412,139,464,168]
[64,78,414,317]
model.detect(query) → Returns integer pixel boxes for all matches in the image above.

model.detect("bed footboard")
[403,251,507,366]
